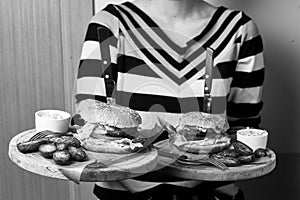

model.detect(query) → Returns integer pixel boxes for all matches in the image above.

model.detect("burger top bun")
[78,100,142,128]
[179,112,229,133]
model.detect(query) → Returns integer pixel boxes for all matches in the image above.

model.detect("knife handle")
[203,93,212,113]
[97,27,116,103]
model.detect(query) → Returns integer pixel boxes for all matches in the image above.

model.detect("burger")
[176,112,229,140]
[76,101,144,154]
[171,112,231,154]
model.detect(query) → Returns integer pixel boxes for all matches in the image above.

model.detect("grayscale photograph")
[1,0,299,200]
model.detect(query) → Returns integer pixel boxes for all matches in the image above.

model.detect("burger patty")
[90,124,139,140]
[105,129,135,139]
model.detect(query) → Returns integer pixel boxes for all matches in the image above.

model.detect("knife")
[203,47,214,113]
[97,27,116,104]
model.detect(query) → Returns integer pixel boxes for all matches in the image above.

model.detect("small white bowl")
[236,128,268,151]
[35,110,71,133]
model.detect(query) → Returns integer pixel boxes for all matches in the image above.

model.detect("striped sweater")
[76,2,265,129]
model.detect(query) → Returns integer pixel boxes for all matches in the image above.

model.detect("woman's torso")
[79,1,258,192]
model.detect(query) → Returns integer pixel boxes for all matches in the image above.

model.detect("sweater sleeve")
[227,16,265,128]
[75,4,120,104]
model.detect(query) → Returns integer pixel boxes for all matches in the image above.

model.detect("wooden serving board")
[154,140,276,181]
[8,129,158,182]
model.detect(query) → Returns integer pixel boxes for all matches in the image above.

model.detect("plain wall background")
[0,1,94,200]
[95,0,300,154]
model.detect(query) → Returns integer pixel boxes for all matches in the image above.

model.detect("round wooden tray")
[154,140,276,181]
[8,129,158,182]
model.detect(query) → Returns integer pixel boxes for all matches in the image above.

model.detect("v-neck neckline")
[123,1,225,55]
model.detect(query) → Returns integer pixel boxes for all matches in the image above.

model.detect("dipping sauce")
[40,112,64,120]
[238,128,267,137]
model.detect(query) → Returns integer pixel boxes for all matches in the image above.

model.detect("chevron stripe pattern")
[76,2,265,127]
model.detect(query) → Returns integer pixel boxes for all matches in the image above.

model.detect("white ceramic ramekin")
[236,128,268,151]
[35,110,71,133]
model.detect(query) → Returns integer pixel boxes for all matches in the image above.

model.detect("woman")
[74,0,265,199]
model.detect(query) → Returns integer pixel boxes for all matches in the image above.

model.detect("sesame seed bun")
[179,112,229,133]
[78,101,142,128]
